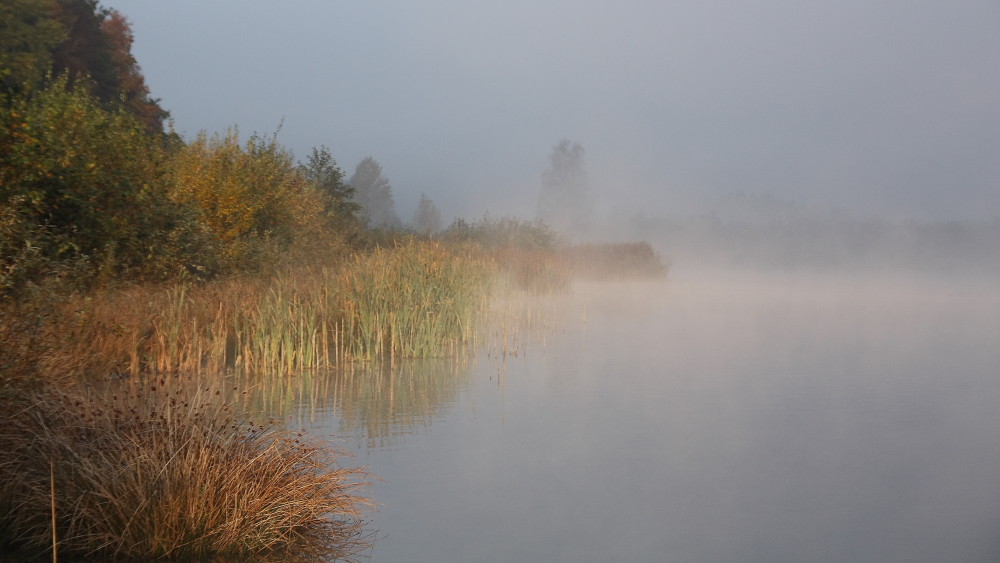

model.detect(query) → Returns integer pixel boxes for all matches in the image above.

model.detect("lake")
[297,270,1000,562]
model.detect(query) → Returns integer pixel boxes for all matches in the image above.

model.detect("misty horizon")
[104,0,1000,225]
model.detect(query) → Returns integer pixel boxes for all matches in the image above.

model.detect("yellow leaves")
[167,130,310,248]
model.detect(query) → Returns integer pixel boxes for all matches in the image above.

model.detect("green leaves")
[0,76,202,293]
[0,0,65,97]
[299,145,362,235]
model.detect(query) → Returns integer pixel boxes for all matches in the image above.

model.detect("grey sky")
[106,0,1000,222]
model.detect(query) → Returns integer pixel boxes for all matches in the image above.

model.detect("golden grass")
[0,240,498,385]
[0,377,373,561]
[336,240,495,362]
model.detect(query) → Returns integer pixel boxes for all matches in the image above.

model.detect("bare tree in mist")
[349,156,401,228]
[537,139,593,234]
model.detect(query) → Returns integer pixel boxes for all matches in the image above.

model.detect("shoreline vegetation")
[0,234,666,562]
[0,3,665,559]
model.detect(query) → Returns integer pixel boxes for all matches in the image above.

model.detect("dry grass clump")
[0,378,373,561]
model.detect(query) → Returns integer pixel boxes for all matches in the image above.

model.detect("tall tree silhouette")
[300,146,362,234]
[413,193,442,236]
[537,139,592,233]
[349,156,400,229]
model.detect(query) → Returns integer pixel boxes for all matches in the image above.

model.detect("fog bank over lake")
[297,265,1000,562]
[586,195,1000,278]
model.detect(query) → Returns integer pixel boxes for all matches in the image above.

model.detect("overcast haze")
[106,0,1000,223]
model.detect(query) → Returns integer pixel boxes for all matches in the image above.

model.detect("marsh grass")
[336,241,495,362]
[0,240,498,385]
[0,238,664,390]
[0,377,373,561]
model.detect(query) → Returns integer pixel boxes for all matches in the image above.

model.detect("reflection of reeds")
[0,378,372,561]
[329,359,470,448]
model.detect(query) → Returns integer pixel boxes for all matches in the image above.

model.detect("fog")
[107,0,1000,228]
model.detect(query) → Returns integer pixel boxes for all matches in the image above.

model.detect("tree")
[99,10,167,132]
[348,156,400,229]
[413,193,442,236]
[0,0,66,99]
[1,0,167,131]
[0,75,197,290]
[52,0,119,102]
[299,145,362,235]
[537,139,592,233]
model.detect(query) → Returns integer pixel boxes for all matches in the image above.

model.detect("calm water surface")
[301,271,1000,562]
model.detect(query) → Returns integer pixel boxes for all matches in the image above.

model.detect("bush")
[0,75,209,294]
[565,241,668,280]
[167,130,340,273]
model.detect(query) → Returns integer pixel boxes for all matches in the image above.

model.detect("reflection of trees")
[330,359,472,448]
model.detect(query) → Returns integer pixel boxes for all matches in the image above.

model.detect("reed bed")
[1,240,498,384]
[336,241,495,362]
[563,241,668,280]
[0,378,372,561]
[0,238,575,560]
[1,238,663,388]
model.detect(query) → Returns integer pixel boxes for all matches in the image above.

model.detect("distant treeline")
[626,213,1000,275]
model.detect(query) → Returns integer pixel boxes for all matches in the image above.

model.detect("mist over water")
[295,261,1000,562]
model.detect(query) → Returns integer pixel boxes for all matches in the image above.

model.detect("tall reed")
[0,240,497,382]
[335,240,495,362]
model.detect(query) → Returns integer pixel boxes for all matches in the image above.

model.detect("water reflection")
[323,359,475,449]
[231,359,474,443]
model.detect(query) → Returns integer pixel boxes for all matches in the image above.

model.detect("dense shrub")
[0,76,208,294]
[565,241,668,280]
[167,130,344,272]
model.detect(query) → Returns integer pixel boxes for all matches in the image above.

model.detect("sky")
[105,0,1000,223]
